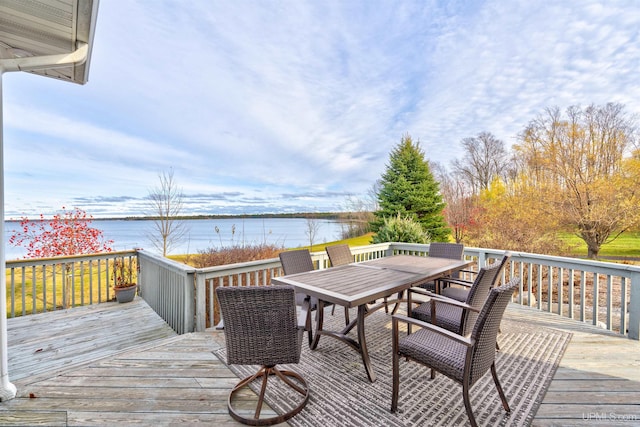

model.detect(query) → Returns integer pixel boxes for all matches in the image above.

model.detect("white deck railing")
[5,250,137,317]
[6,243,640,340]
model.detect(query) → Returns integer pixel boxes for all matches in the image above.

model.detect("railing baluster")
[41,263,47,312]
[558,267,564,316]
[21,266,26,317]
[621,277,628,335]
[568,269,575,319]
[547,265,553,313]
[580,271,586,322]
[31,265,37,314]
[527,263,533,308]
[606,275,613,331]
[592,273,599,326]
[10,269,15,317]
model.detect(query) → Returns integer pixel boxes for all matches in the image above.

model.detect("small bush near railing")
[189,243,286,327]
[191,243,285,268]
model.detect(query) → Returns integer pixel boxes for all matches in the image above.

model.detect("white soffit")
[0,0,99,84]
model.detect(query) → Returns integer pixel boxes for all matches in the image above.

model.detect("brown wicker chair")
[407,254,509,338]
[324,244,356,323]
[387,242,465,315]
[440,253,511,302]
[279,249,338,345]
[216,285,310,426]
[325,243,353,267]
[419,242,465,293]
[391,276,520,427]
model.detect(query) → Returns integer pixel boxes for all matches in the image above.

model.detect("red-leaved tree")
[9,207,113,308]
[9,207,113,258]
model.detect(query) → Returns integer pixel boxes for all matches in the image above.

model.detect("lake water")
[3,218,348,260]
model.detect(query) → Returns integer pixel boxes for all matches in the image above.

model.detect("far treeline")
[120,212,355,221]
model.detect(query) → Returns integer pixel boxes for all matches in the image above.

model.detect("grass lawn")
[307,233,374,253]
[559,231,640,259]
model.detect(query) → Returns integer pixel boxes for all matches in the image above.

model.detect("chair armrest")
[427,294,481,313]
[437,277,473,288]
[392,314,473,347]
[407,287,442,298]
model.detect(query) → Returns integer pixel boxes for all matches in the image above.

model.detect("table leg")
[357,304,376,382]
[311,300,325,350]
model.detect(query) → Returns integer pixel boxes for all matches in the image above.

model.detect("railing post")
[628,272,640,340]
[195,272,206,332]
[184,271,196,333]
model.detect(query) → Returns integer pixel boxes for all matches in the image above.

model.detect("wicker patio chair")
[324,244,353,324]
[387,242,465,315]
[419,242,465,293]
[440,252,511,302]
[325,243,353,267]
[391,276,520,427]
[407,254,508,339]
[279,249,336,345]
[216,285,310,426]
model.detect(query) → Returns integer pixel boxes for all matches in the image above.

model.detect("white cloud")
[2,0,639,217]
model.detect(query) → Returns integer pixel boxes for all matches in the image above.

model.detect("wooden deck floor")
[0,298,639,426]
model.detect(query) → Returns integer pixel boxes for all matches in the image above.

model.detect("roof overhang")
[0,0,99,84]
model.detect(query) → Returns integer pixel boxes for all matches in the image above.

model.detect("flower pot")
[114,284,137,303]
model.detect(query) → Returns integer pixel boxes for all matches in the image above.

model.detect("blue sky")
[3,0,639,218]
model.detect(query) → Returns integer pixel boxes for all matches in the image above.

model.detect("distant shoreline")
[6,212,360,222]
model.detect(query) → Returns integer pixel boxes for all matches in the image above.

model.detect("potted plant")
[112,258,138,303]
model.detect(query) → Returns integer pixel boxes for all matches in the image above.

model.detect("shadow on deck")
[1,299,639,426]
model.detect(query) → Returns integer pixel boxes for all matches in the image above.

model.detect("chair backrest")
[491,252,512,287]
[468,276,520,385]
[326,244,353,267]
[428,242,464,279]
[279,249,314,275]
[427,242,464,260]
[460,253,511,335]
[216,285,301,366]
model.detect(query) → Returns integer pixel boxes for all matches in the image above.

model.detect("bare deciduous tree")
[146,169,188,256]
[305,217,321,248]
[340,194,374,239]
[452,132,509,193]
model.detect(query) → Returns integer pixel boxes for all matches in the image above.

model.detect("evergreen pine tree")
[371,135,451,241]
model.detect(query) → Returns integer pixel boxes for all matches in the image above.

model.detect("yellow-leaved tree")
[513,103,639,258]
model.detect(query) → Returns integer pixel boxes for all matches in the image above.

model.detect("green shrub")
[372,214,429,244]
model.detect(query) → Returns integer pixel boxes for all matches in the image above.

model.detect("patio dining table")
[272,254,473,382]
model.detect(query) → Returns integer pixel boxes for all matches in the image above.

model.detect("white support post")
[0,73,17,401]
[0,42,89,401]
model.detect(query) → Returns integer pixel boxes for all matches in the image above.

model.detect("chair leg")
[462,380,478,427]
[490,363,511,413]
[306,309,313,347]
[228,366,310,426]
[391,321,400,412]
